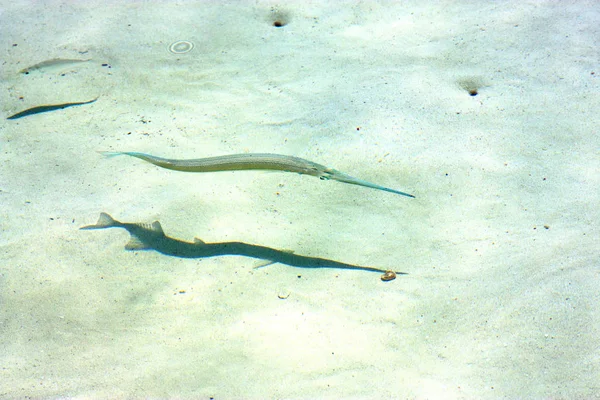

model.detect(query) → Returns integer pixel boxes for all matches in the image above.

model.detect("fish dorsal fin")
[125,234,151,251]
[136,221,164,234]
[151,221,164,234]
[194,237,206,244]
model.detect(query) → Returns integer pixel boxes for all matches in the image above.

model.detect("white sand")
[1,1,598,398]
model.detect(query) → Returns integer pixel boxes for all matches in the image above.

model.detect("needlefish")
[19,58,91,75]
[100,151,415,198]
[7,98,98,120]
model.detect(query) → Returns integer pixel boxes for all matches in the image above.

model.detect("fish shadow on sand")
[81,213,407,279]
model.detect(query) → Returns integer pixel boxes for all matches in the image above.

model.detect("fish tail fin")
[98,151,148,161]
[97,150,124,158]
[80,212,120,230]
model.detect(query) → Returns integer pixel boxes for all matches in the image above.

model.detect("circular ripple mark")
[169,41,194,54]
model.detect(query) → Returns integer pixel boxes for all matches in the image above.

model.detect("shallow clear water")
[1,1,598,398]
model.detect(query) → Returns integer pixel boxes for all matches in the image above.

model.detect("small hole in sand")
[458,78,485,97]
[269,9,290,27]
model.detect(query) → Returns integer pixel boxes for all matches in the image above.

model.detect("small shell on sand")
[381,270,396,281]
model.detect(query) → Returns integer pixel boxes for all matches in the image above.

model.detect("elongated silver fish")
[19,58,91,75]
[100,151,415,198]
[7,98,97,120]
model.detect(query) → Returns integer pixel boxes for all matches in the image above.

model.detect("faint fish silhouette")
[81,213,406,279]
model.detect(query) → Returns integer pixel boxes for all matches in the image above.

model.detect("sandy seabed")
[1,1,598,399]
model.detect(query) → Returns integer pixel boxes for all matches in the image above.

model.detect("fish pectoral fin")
[253,260,277,269]
[125,235,151,251]
[193,237,207,244]
[253,249,295,269]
